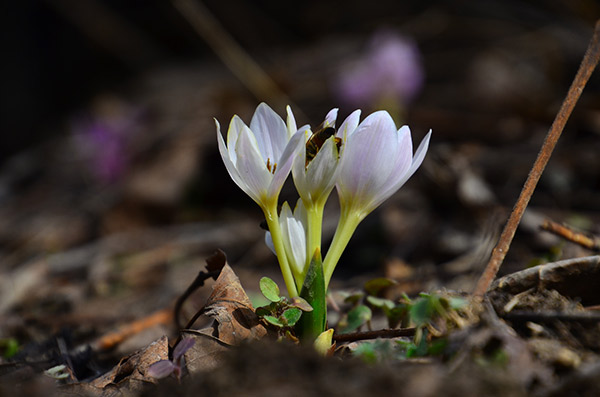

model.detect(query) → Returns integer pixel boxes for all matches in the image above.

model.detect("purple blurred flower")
[72,100,142,183]
[334,31,424,107]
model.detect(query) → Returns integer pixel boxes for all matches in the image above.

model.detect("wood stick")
[473,20,600,296]
[541,219,600,252]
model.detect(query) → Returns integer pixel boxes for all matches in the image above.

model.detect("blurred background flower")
[71,97,143,184]
[333,30,424,116]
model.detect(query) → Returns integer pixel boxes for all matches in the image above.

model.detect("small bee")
[305,124,342,167]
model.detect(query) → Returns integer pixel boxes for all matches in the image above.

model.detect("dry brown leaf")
[202,263,267,345]
[83,335,169,395]
[180,330,230,374]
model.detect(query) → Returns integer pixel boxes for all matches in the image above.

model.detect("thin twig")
[473,20,600,297]
[93,308,172,351]
[333,327,415,343]
[541,219,600,252]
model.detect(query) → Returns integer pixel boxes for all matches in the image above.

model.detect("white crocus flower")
[291,108,339,209]
[216,103,304,297]
[323,110,431,285]
[290,109,362,269]
[216,103,304,211]
[265,199,308,288]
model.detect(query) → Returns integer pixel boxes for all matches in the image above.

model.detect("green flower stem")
[264,203,299,297]
[303,202,325,282]
[322,207,363,287]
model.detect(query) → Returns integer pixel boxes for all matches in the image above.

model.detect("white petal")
[372,130,431,210]
[337,111,398,209]
[291,129,310,197]
[303,137,339,201]
[336,109,361,140]
[286,106,297,137]
[268,129,304,199]
[280,200,307,274]
[409,130,432,175]
[265,231,276,256]
[226,115,248,166]
[234,126,273,204]
[216,119,250,196]
[250,103,288,162]
[324,108,339,128]
[390,126,413,183]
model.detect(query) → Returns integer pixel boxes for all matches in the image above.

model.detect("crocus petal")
[265,231,276,256]
[377,129,431,202]
[286,106,297,137]
[217,119,250,196]
[280,200,308,275]
[302,137,339,201]
[267,129,305,200]
[337,111,399,209]
[336,109,361,140]
[383,126,413,191]
[234,125,273,204]
[409,130,432,175]
[291,108,342,205]
[250,103,288,163]
[337,111,431,217]
[324,108,339,127]
[362,126,413,212]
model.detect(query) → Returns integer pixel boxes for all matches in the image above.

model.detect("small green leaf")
[263,315,285,327]
[0,338,19,359]
[409,297,434,326]
[343,292,365,305]
[255,306,271,317]
[282,307,302,326]
[406,334,428,358]
[427,338,448,356]
[340,305,372,334]
[364,277,397,296]
[366,296,395,310]
[289,297,313,312]
[260,277,281,302]
[384,305,409,328]
[448,297,468,310]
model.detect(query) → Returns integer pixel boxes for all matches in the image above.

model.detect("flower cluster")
[217,103,431,297]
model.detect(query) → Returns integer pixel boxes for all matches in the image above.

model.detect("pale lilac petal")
[173,338,195,360]
[235,126,272,204]
[409,130,432,175]
[324,108,339,128]
[291,130,310,196]
[390,126,413,182]
[280,200,307,274]
[286,106,297,137]
[226,116,247,165]
[265,231,276,256]
[290,125,312,199]
[267,129,304,199]
[338,111,398,204]
[250,103,288,162]
[336,109,361,140]
[147,360,176,379]
[303,137,339,201]
[217,119,249,194]
[374,130,431,208]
